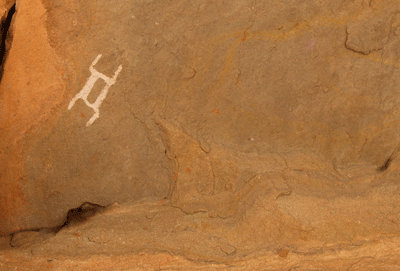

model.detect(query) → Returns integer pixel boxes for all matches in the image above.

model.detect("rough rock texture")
[2,0,400,269]
[2,199,400,270]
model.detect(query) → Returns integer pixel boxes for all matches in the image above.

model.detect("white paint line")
[68,54,123,127]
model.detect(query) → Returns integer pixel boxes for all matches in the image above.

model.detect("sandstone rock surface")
[2,0,400,269]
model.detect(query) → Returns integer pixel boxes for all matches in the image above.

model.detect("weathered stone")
[346,8,395,55]
[2,0,400,269]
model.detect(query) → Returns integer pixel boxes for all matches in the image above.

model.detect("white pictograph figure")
[68,54,123,127]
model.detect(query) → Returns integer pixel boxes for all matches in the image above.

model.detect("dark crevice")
[60,202,106,229]
[0,3,16,84]
[6,202,107,248]
[378,142,400,172]
[378,157,392,172]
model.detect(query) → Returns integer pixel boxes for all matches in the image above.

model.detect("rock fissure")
[6,201,107,248]
[0,2,15,83]
[378,141,400,172]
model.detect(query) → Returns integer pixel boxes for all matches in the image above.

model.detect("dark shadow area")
[0,4,16,83]
[61,202,106,229]
[4,202,106,248]
[378,141,400,172]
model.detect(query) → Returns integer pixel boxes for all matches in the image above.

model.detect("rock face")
[2,0,400,269]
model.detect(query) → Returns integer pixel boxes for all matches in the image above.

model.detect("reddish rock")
[0,0,67,234]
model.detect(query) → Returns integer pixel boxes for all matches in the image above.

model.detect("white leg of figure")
[86,108,100,127]
[91,54,102,67]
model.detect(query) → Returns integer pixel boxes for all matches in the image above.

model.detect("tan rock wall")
[1,0,400,252]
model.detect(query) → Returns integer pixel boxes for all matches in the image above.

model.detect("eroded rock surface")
[1,0,400,269]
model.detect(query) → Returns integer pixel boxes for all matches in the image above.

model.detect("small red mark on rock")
[72,232,80,237]
[211,109,221,115]
[186,168,191,173]
[80,113,85,118]
[278,248,289,257]
[241,31,246,42]
[158,198,164,205]
[172,172,178,181]
[91,153,100,163]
